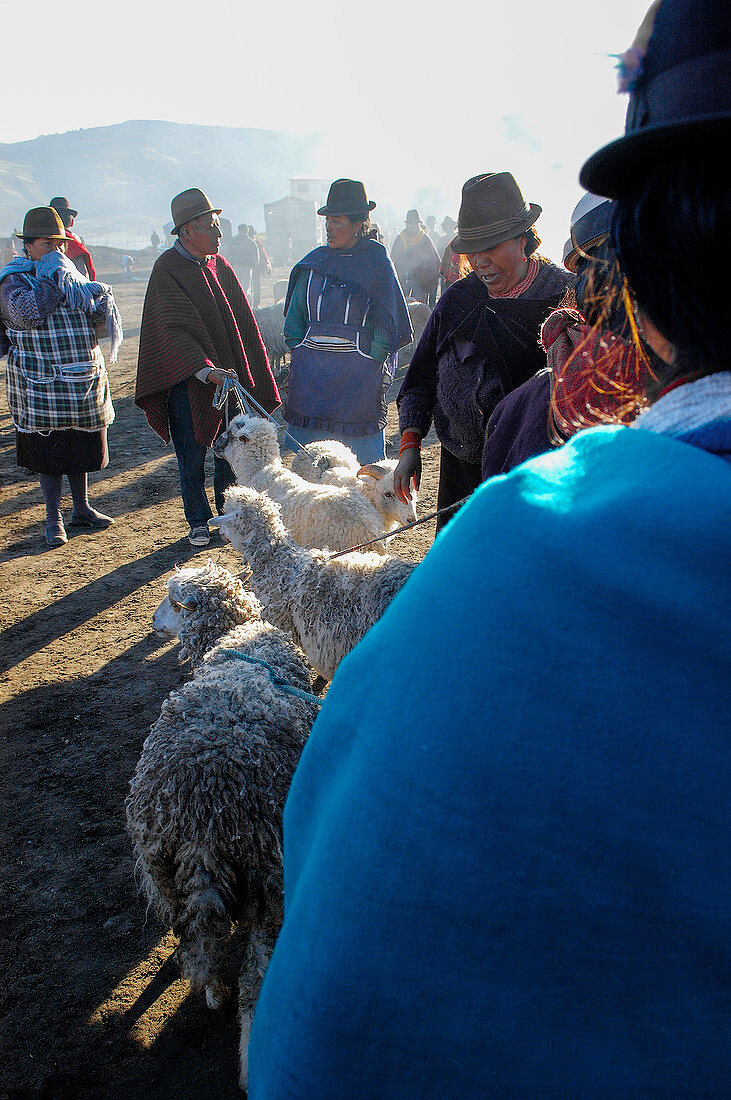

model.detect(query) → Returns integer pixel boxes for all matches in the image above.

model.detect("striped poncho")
[135,248,280,448]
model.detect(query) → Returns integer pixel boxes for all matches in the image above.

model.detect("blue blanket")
[249,423,731,1097]
[285,237,413,352]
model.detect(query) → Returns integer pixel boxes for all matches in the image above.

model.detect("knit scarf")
[35,250,123,362]
[633,371,731,460]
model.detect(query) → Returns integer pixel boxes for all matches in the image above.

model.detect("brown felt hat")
[451,173,541,255]
[171,188,222,234]
[16,207,67,241]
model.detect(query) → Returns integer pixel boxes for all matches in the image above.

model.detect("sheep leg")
[238,926,276,1091]
[172,864,236,1009]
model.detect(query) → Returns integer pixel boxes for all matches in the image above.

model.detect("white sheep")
[290,440,418,531]
[127,562,319,1088]
[216,485,416,681]
[152,559,258,666]
[213,414,388,553]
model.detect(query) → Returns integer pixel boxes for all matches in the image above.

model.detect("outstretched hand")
[394,448,421,505]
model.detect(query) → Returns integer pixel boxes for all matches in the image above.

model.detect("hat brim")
[317,200,376,216]
[580,116,731,198]
[450,203,542,255]
[172,206,223,234]
[15,231,67,241]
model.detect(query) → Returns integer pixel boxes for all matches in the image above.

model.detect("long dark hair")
[611,155,729,377]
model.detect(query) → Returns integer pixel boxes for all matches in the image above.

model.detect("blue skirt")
[281,424,385,465]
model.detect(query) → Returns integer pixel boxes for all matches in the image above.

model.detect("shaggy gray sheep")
[397,299,432,366]
[127,563,318,1087]
[151,559,258,666]
[215,485,416,681]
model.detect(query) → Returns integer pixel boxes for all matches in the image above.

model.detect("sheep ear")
[357,464,387,480]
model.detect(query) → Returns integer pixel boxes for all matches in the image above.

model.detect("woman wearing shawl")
[0,207,121,546]
[247,1,730,1094]
[394,172,573,532]
[282,179,412,465]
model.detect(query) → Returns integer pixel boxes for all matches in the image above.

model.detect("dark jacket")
[481,368,556,479]
[398,264,573,464]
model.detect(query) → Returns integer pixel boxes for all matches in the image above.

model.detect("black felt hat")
[580,0,731,197]
[317,179,376,217]
[49,196,78,219]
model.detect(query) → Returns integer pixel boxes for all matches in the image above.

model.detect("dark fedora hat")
[16,207,67,241]
[451,173,542,254]
[581,0,731,197]
[49,196,78,219]
[171,188,222,234]
[317,179,376,217]
[562,192,613,273]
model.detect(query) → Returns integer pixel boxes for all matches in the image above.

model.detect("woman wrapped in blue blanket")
[247,1,731,1095]
[281,179,412,465]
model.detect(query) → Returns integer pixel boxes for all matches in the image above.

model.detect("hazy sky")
[2,0,651,257]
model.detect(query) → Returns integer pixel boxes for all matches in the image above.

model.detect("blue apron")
[283,271,388,436]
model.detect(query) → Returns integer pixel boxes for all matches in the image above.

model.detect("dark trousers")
[167,380,235,529]
[436,446,482,534]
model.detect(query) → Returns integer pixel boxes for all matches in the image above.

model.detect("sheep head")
[152,560,262,665]
[212,414,281,482]
[357,462,418,529]
[215,486,292,559]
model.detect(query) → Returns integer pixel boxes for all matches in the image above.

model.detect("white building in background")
[288,177,329,208]
[264,177,330,268]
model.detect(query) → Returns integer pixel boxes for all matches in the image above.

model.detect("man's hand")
[394,448,422,505]
[208,367,238,387]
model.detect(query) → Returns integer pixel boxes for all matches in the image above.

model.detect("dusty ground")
[0,249,439,1098]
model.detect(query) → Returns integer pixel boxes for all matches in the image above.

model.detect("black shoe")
[188,525,211,547]
[69,509,115,529]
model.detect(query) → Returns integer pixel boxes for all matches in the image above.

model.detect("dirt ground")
[0,250,440,1098]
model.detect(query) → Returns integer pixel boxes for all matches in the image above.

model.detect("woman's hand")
[208,367,238,387]
[394,447,422,504]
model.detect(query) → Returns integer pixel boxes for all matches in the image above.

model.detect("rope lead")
[221,649,322,707]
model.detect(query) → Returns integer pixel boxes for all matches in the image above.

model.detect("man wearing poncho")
[135,188,279,547]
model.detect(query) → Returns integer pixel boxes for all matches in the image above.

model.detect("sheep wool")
[217,486,416,681]
[128,568,318,1090]
[152,559,260,666]
[214,414,389,553]
[290,439,418,531]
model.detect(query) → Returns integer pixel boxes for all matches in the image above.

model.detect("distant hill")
[0,120,321,249]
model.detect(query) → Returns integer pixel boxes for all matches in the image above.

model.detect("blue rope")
[221,649,322,706]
